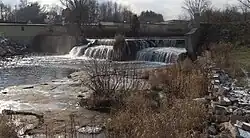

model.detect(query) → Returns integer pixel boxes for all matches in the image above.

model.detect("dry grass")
[149,64,209,99]
[106,61,210,138]
[107,93,208,138]
[0,115,18,138]
[93,42,247,138]
[210,42,245,78]
[231,46,250,72]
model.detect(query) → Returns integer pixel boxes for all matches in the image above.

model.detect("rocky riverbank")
[0,37,30,57]
[0,76,107,137]
[200,66,250,137]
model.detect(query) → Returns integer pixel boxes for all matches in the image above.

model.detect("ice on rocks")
[77,125,104,134]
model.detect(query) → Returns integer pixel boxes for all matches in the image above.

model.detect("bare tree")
[122,7,133,22]
[222,5,241,22]
[238,0,250,8]
[19,0,28,9]
[240,4,248,21]
[60,0,90,38]
[60,0,89,23]
[182,0,212,18]
[238,0,250,21]
[98,1,133,22]
[80,60,148,108]
[43,4,63,24]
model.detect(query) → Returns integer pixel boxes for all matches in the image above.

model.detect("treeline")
[139,10,164,23]
[61,0,134,24]
[182,0,250,23]
[0,0,165,24]
[201,5,250,23]
[61,0,165,24]
[0,0,62,24]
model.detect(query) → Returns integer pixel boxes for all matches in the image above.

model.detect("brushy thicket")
[106,61,211,137]
[80,42,244,138]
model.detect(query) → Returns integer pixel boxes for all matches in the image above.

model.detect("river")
[0,39,186,137]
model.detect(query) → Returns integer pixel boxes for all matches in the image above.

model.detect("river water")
[0,54,168,112]
[0,54,168,137]
[0,41,186,137]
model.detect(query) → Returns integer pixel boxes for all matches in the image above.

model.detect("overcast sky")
[2,0,239,20]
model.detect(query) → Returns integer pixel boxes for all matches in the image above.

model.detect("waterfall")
[67,38,186,61]
[136,47,186,63]
[68,45,88,57]
[68,39,97,57]
[84,45,113,60]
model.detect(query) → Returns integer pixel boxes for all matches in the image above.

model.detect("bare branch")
[238,0,250,9]
[182,0,212,18]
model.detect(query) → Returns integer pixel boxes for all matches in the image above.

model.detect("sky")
[2,0,239,20]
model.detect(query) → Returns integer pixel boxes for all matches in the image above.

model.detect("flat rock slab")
[0,77,107,137]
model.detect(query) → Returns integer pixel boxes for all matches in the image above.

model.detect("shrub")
[80,60,147,110]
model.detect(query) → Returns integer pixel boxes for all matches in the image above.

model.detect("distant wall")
[67,22,189,38]
[32,33,76,54]
[0,22,189,54]
[0,23,67,45]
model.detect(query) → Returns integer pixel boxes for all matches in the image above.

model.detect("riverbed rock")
[77,125,104,134]
[0,47,7,56]
[233,108,246,116]
[0,36,29,57]
[236,121,250,132]
[215,115,230,123]
[208,125,218,135]
[230,114,247,124]
[229,97,238,104]
[213,105,229,115]
[218,96,232,106]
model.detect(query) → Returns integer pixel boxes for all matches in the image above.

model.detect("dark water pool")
[0,66,77,90]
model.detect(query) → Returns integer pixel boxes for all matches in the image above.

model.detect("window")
[21,26,24,31]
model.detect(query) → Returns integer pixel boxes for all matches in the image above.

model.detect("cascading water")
[83,45,114,60]
[136,47,186,63]
[68,39,97,57]
[67,38,186,61]
[68,45,88,57]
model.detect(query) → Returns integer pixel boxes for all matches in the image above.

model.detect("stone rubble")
[208,67,250,138]
[0,36,30,57]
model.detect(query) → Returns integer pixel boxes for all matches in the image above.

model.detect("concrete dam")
[0,19,200,61]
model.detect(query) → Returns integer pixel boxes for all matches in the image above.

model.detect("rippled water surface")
[0,54,166,111]
[0,55,167,89]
